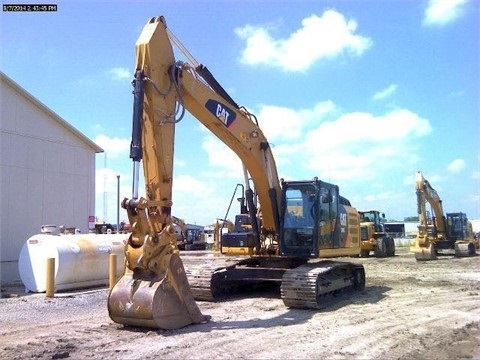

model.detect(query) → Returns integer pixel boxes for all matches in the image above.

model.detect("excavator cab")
[280,178,347,258]
[446,212,471,241]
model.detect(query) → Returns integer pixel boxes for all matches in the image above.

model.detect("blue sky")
[2,0,479,226]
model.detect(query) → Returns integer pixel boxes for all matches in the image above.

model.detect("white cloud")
[372,84,398,101]
[173,174,213,198]
[170,175,234,224]
[235,10,372,72]
[403,174,415,186]
[472,171,480,180]
[308,108,431,147]
[303,109,432,181]
[106,67,131,80]
[94,134,130,158]
[447,158,466,173]
[256,105,306,141]
[428,173,446,184]
[449,90,465,97]
[423,0,468,27]
[201,135,243,177]
[364,191,394,203]
[256,100,337,141]
[175,158,187,168]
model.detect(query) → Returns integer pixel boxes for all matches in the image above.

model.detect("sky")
[2,0,479,226]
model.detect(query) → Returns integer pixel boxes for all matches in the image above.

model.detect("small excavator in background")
[410,171,477,261]
[172,216,206,250]
[107,16,365,330]
[358,210,395,257]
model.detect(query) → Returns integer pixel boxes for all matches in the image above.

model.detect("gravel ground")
[1,247,479,359]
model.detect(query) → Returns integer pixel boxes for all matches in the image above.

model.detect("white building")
[0,72,103,284]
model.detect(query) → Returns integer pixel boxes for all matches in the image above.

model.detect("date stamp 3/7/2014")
[3,4,58,12]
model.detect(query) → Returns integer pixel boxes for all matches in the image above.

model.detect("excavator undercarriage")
[182,256,365,308]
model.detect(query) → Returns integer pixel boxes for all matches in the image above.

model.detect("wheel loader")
[358,210,395,257]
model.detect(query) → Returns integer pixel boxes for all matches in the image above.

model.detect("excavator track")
[281,261,365,309]
[454,241,476,257]
[185,266,225,301]
[182,255,246,301]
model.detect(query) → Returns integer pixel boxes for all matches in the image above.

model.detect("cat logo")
[205,99,236,127]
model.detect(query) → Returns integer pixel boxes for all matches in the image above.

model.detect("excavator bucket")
[108,252,209,329]
[414,244,437,261]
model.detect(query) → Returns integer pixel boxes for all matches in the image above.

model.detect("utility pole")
[117,175,120,233]
[103,153,107,222]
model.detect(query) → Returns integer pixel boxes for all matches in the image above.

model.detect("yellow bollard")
[45,257,55,297]
[109,253,117,290]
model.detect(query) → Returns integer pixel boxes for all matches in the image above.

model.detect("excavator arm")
[108,17,210,329]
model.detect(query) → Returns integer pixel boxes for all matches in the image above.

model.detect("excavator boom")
[172,63,283,236]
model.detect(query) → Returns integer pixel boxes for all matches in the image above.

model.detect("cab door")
[281,185,318,258]
[318,185,340,249]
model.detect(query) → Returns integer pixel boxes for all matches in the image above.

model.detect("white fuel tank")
[18,233,128,292]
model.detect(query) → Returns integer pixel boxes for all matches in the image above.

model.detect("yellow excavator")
[410,171,477,261]
[108,16,365,330]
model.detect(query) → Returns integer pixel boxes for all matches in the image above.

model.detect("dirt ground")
[1,247,479,360]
